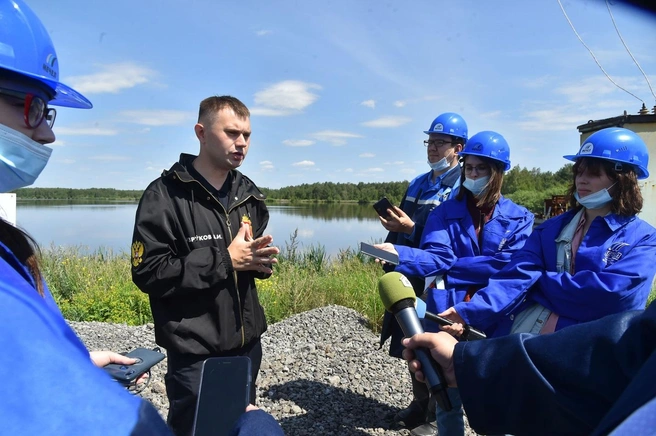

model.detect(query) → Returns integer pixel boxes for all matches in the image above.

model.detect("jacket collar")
[163,153,266,203]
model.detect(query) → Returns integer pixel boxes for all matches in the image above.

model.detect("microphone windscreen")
[378,272,416,311]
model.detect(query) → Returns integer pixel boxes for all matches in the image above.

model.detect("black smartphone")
[359,242,399,265]
[192,356,252,436]
[103,348,166,384]
[373,197,394,218]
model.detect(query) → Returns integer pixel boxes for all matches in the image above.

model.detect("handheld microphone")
[378,272,452,411]
[415,299,486,341]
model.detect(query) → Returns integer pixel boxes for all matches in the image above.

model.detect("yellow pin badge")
[131,241,145,267]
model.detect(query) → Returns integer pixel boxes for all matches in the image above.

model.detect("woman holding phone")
[376,130,534,436]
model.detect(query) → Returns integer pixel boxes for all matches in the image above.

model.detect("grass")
[38,234,656,329]
[38,234,388,330]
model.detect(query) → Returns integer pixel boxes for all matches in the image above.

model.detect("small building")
[577,106,656,228]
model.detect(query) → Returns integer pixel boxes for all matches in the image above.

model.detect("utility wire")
[557,0,644,104]
[605,0,656,104]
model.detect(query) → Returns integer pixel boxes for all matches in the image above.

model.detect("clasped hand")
[228,222,280,273]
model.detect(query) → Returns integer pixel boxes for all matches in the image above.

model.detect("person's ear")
[454,143,464,154]
[194,123,205,144]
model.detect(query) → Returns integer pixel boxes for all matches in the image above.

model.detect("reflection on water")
[16,201,388,258]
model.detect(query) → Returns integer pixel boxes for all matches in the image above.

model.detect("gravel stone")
[70,305,476,435]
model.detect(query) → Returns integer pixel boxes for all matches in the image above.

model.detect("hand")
[246,404,259,412]
[380,206,415,235]
[438,307,466,337]
[372,243,399,266]
[89,350,138,368]
[402,332,458,387]
[90,351,151,384]
[228,223,280,273]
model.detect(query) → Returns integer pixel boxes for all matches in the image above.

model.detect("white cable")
[557,0,644,104]
[606,0,656,104]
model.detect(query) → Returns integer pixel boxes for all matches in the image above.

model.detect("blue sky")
[27,0,656,190]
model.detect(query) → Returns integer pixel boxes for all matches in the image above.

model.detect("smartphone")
[103,348,166,384]
[359,242,399,265]
[373,197,394,218]
[192,357,252,436]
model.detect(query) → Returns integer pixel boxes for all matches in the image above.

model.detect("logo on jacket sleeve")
[131,241,145,267]
[603,242,629,266]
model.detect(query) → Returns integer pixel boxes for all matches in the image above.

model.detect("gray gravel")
[71,305,475,435]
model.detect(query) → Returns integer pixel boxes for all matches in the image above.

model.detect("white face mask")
[462,176,490,196]
[0,124,52,192]
[427,156,452,172]
[574,183,616,209]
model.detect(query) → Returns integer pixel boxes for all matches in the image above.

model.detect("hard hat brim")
[16,68,92,109]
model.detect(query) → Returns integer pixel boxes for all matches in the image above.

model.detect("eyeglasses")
[424,139,453,149]
[464,164,490,174]
[0,88,56,129]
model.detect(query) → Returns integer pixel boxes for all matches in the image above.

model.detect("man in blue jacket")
[402,302,656,435]
[378,113,467,432]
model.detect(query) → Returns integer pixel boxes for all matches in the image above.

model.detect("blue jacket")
[456,209,656,336]
[0,241,171,435]
[395,195,534,324]
[385,165,461,248]
[456,304,656,435]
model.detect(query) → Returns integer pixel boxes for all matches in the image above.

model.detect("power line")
[605,0,656,104]
[556,0,644,104]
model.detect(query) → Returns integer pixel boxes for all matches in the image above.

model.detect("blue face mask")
[462,176,490,196]
[0,124,52,192]
[574,183,616,209]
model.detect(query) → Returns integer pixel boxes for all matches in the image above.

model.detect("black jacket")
[131,154,270,355]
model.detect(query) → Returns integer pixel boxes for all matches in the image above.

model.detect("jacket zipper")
[176,172,262,348]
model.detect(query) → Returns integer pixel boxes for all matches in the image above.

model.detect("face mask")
[574,183,616,209]
[462,176,490,196]
[0,124,52,192]
[428,156,451,172]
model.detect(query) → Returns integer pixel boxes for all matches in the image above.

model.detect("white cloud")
[260,160,274,170]
[252,80,322,116]
[361,167,384,173]
[118,110,193,126]
[359,153,375,158]
[344,168,353,173]
[360,99,376,108]
[282,139,315,147]
[55,127,118,136]
[67,63,154,94]
[394,100,407,108]
[292,160,315,167]
[89,155,130,162]
[256,29,272,36]
[311,130,363,146]
[361,116,412,128]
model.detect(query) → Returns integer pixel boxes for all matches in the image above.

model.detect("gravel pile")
[71,305,475,435]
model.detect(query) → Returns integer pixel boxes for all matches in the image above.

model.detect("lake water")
[15,202,387,258]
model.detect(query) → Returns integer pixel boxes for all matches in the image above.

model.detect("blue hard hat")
[424,112,468,141]
[0,0,92,108]
[564,127,649,179]
[460,131,511,171]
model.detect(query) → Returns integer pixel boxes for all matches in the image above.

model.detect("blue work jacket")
[456,209,656,336]
[385,165,461,248]
[0,241,171,435]
[395,195,534,325]
[456,305,656,435]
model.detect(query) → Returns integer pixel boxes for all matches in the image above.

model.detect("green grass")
[38,239,656,328]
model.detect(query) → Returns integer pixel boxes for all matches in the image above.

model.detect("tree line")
[14,164,574,214]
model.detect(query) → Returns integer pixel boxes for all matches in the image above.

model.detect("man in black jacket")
[131,96,279,436]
